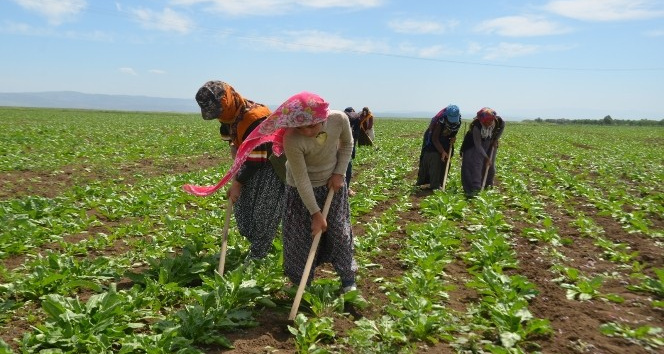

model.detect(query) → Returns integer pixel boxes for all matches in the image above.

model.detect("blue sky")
[1,0,663,120]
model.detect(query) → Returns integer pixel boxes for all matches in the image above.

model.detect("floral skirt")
[282,184,357,286]
[234,163,285,258]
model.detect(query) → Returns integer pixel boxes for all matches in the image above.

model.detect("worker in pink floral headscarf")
[185,92,358,292]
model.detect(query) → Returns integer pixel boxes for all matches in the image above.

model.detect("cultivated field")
[0,107,662,353]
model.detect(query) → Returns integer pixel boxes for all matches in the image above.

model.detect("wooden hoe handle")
[441,146,453,191]
[288,189,335,320]
[217,198,233,276]
[481,146,495,191]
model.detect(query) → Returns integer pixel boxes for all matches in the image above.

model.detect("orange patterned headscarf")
[195,80,271,146]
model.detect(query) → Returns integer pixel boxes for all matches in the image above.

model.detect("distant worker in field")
[194,80,286,259]
[459,107,505,198]
[343,107,361,196]
[416,104,461,190]
[358,106,375,146]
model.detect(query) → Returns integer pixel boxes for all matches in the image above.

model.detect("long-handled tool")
[481,146,495,191]
[218,198,233,276]
[441,146,453,191]
[288,189,335,320]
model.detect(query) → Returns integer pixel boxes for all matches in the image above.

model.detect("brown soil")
[1,155,662,354]
[0,155,224,199]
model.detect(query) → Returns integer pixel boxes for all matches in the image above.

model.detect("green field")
[1,107,662,353]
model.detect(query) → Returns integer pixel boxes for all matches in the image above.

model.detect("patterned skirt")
[461,140,495,195]
[234,163,286,258]
[282,184,357,286]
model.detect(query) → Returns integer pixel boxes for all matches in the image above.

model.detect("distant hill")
[0,91,485,119]
[2,91,661,121]
[0,91,437,118]
[0,91,199,113]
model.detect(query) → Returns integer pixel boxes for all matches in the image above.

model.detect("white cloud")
[482,42,542,60]
[169,0,382,16]
[388,19,458,35]
[480,42,574,60]
[397,42,465,58]
[300,0,383,8]
[0,20,114,41]
[255,30,388,53]
[129,7,194,34]
[544,0,664,21]
[413,45,445,58]
[644,29,664,36]
[0,21,44,35]
[119,67,138,76]
[249,29,467,60]
[62,29,114,42]
[466,42,483,55]
[13,0,87,25]
[476,16,571,37]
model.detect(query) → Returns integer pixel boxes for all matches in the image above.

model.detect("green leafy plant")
[8,252,117,300]
[483,299,552,348]
[464,231,518,271]
[158,269,263,348]
[0,298,18,325]
[345,316,409,353]
[555,271,623,303]
[561,276,603,301]
[627,268,664,297]
[594,237,638,264]
[300,279,369,318]
[117,329,197,354]
[420,192,468,220]
[467,268,538,304]
[572,214,604,237]
[288,314,335,354]
[301,280,345,317]
[551,265,580,283]
[385,294,449,343]
[21,286,139,353]
[0,338,12,353]
[521,225,561,245]
[600,322,663,350]
[126,243,213,287]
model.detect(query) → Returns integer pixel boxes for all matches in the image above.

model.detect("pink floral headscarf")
[183,91,329,196]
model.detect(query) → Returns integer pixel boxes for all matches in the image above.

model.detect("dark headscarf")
[195,81,271,143]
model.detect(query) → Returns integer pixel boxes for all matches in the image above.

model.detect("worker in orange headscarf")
[194,80,286,259]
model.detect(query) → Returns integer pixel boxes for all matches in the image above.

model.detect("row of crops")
[0,107,662,353]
